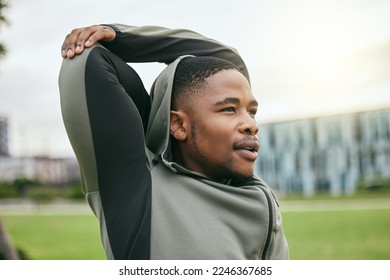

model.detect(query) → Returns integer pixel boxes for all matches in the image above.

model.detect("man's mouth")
[233,137,259,161]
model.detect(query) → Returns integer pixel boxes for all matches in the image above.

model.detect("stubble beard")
[190,123,254,184]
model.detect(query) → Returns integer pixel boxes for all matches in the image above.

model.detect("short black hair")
[172,56,240,110]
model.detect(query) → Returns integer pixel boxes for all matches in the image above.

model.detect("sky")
[0,0,389,158]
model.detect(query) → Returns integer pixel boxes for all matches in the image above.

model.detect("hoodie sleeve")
[100,24,250,81]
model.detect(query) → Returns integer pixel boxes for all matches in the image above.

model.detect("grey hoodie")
[59,24,289,260]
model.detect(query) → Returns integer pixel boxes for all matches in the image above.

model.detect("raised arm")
[61,24,249,81]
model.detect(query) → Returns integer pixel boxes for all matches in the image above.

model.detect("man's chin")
[219,162,254,184]
[229,171,254,185]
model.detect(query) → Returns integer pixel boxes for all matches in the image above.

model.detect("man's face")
[176,69,259,182]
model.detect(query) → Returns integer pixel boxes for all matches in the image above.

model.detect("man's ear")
[170,110,187,141]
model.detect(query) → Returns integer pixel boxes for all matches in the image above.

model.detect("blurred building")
[0,116,9,157]
[0,156,80,185]
[256,108,390,196]
[0,115,80,184]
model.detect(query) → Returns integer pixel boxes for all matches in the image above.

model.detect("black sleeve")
[100,24,250,81]
[59,46,152,260]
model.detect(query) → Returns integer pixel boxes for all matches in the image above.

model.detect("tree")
[0,0,19,260]
[0,0,8,59]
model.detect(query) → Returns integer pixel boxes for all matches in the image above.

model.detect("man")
[59,24,289,260]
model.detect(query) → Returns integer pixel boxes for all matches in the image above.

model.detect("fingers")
[61,34,71,58]
[61,25,116,59]
[61,27,84,59]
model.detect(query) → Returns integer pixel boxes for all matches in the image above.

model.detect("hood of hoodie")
[145,55,192,163]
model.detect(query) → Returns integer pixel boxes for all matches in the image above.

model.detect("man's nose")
[239,114,259,135]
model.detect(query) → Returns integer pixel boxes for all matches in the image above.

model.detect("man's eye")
[249,109,257,116]
[223,107,236,112]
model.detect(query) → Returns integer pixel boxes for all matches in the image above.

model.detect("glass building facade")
[256,109,390,196]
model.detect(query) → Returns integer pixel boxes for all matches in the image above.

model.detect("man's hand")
[61,25,116,59]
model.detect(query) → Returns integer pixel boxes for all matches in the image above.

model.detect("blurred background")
[0,0,389,260]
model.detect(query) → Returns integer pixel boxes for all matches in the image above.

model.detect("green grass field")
[1,203,390,260]
[282,209,390,259]
[1,214,106,259]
